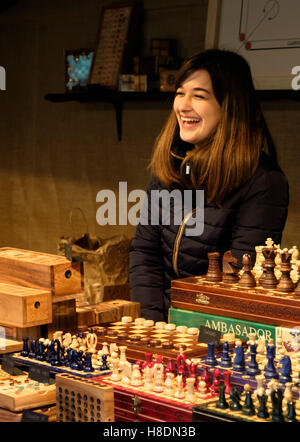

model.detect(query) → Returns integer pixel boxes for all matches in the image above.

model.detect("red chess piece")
[142,352,154,371]
[210,368,221,396]
[165,358,175,374]
[200,367,211,389]
[223,370,232,394]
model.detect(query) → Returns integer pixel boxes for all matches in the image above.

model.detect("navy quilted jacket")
[129,150,289,322]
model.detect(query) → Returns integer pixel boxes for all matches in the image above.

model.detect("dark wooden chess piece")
[21,337,29,357]
[239,254,256,288]
[242,384,255,416]
[28,339,37,359]
[257,391,269,419]
[229,386,242,411]
[206,252,222,282]
[271,389,285,422]
[222,251,239,283]
[264,343,278,379]
[83,352,94,372]
[205,342,218,366]
[260,247,278,289]
[286,400,298,422]
[276,249,295,293]
[216,384,229,409]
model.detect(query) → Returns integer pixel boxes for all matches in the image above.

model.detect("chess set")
[11,330,113,379]
[93,315,211,365]
[56,373,114,422]
[172,239,300,328]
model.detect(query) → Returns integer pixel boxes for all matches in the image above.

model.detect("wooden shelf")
[44,87,300,141]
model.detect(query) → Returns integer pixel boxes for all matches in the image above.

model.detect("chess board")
[93,319,210,364]
[10,353,111,379]
[171,275,300,327]
[0,374,55,412]
[94,374,218,422]
[56,373,114,422]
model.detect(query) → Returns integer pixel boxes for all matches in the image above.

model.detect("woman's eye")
[175,91,184,96]
[195,95,206,99]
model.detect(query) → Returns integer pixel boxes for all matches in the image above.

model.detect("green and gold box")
[169,307,277,342]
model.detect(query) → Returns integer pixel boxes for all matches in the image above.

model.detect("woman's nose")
[177,94,193,111]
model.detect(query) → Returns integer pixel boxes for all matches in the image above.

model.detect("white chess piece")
[86,331,97,354]
[164,372,175,396]
[110,356,121,381]
[143,365,154,391]
[197,380,208,399]
[153,364,164,393]
[131,364,142,387]
[121,361,132,385]
[174,375,185,399]
[62,333,72,348]
[70,335,79,349]
[185,377,196,402]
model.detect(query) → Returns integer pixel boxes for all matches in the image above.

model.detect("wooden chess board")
[94,374,217,422]
[11,353,111,379]
[94,320,210,364]
[171,275,300,327]
[56,373,114,422]
[0,374,56,412]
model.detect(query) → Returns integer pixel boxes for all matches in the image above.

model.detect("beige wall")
[0,0,298,257]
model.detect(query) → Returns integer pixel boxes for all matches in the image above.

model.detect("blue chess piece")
[220,341,232,368]
[264,343,278,379]
[36,339,45,361]
[233,343,245,372]
[21,337,29,357]
[205,343,218,366]
[278,355,292,384]
[70,349,83,371]
[246,341,260,376]
[28,339,37,359]
[50,339,62,367]
[83,352,94,373]
[100,354,109,371]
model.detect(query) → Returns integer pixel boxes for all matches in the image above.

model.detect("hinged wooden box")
[0,247,83,296]
[171,276,300,328]
[0,282,52,327]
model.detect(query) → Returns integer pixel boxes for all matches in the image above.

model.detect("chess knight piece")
[276,249,295,293]
[222,251,239,283]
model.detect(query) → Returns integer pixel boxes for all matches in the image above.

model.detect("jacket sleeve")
[129,177,167,322]
[229,166,289,266]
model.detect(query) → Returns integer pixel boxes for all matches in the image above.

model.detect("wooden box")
[0,247,83,296]
[0,283,52,327]
[55,373,114,422]
[171,276,300,328]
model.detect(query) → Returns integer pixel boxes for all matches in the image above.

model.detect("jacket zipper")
[172,208,198,277]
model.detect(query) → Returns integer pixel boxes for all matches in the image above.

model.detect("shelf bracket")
[113,100,123,141]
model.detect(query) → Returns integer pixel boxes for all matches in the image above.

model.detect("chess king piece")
[276,249,295,293]
[205,252,222,282]
[260,247,278,289]
[222,250,239,283]
[239,254,256,288]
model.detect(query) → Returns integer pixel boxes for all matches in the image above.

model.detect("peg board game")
[56,373,114,422]
[171,275,300,328]
[0,374,55,412]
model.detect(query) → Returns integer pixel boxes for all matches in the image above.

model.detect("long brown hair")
[149,49,277,206]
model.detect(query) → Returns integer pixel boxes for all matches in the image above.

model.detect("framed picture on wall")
[65,49,94,91]
[88,2,141,90]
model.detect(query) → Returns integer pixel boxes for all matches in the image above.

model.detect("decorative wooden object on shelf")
[0,283,52,328]
[55,373,114,422]
[0,247,83,296]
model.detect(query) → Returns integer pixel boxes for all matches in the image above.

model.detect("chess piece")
[99,354,109,371]
[174,375,185,399]
[131,364,142,387]
[205,342,217,366]
[278,355,292,384]
[86,329,97,354]
[210,368,221,396]
[121,361,132,385]
[143,365,154,391]
[153,360,164,393]
[260,247,278,289]
[70,335,79,350]
[223,370,232,395]
[264,342,278,379]
[200,367,211,389]
[216,384,229,409]
[232,340,245,372]
[70,349,82,371]
[253,245,264,279]
[50,339,62,366]
[36,338,45,361]
[246,339,260,376]
[185,377,196,402]
[222,251,239,283]
[83,352,94,373]
[206,252,222,282]
[164,372,175,396]
[229,386,242,411]
[295,278,300,296]
[276,249,295,293]
[289,246,299,283]
[270,388,285,422]
[256,387,269,419]
[239,254,256,288]
[21,337,29,357]
[242,384,255,416]
[220,341,232,368]
[165,358,175,374]
[53,331,63,346]
[110,356,121,381]
[197,380,209,399]
[28,339,37,359]
[62,332,72,348]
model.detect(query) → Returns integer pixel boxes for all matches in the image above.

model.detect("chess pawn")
[210,368,221,396]
[101,342,109,357]
[77,333,87,352]
[36,338,45,361]
[205,342,217,366]
[229,386,242,411]
[242,384,255,416]
[143,365,154,391]
[197,380,209,399]
[216,384,229,409]
[174,375,185,399]
[131,364,142,387]
[164,372,175,396]
[256,387,269,419]
[223,370,232,395]
[276,249,295,293]
[185,377,196,402]
[239,254,256,288]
